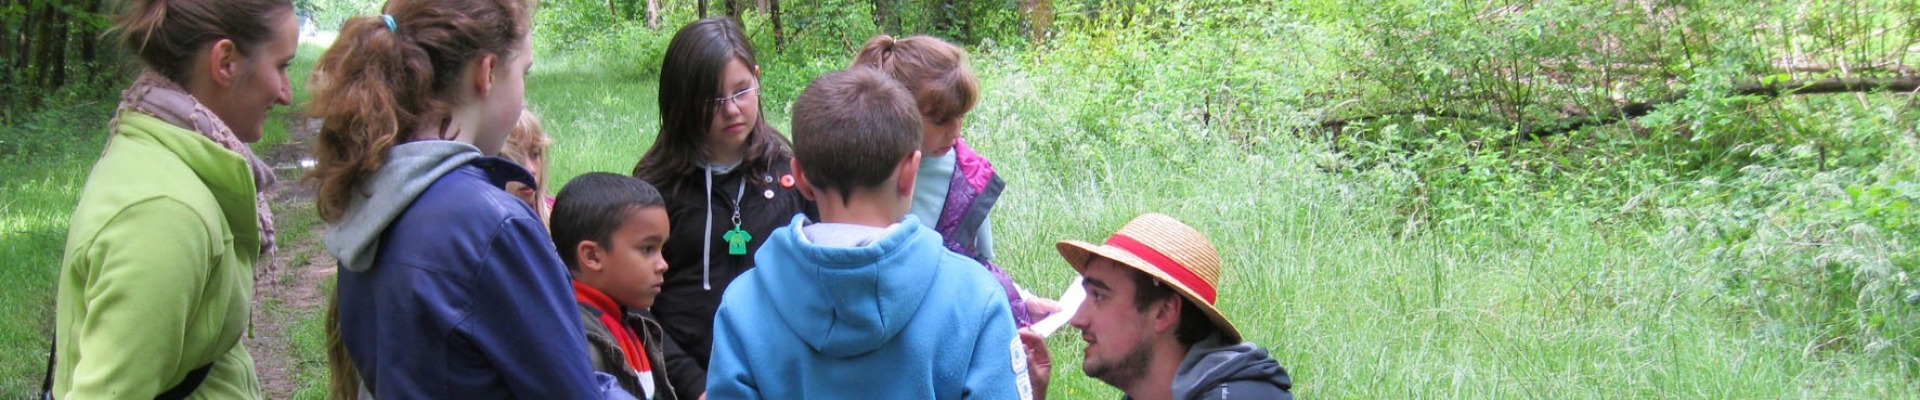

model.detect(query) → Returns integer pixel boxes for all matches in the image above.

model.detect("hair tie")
[382,14,397,32]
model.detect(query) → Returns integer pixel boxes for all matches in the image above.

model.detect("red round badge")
[779,174,795,188]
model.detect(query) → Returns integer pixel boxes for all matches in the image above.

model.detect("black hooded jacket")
[642,153,814,395]
[1156,333,1295,400]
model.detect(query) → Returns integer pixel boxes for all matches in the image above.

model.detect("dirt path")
[243,114,335,399]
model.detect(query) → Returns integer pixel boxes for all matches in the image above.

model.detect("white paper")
[1030,277,1085,338]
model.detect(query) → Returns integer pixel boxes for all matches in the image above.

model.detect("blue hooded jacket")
[706,215,1031,400]
[324,141,634,399]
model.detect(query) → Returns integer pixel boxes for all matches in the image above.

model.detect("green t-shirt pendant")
[724,223,751,255]
[718,177,750,256]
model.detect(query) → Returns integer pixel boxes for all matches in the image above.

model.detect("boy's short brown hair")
[790,67,922,200]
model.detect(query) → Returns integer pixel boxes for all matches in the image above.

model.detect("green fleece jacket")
[53,111,263,399]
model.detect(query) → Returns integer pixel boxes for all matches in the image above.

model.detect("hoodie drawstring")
[703,171,713,290]
[702,169,749,291]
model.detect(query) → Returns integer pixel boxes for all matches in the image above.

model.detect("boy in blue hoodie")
[704,67,1032,400]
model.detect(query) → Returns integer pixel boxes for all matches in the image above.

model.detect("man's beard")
[1084,336,1155,389]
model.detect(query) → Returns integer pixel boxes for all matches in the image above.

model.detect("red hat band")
[1106,233,1217,304]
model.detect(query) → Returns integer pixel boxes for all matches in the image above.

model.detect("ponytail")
[307,14,438,221]
[849,34,978,125]
[853,34,901,71]
[323,293,359,400]
[306,0,535,222]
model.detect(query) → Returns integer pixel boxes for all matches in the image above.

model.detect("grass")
[8,9,1920,399]
[0,95,113,395]
[272,42,336,400]
[285,277,336,400]
[521,33,1918,398]
[965,41,1920,397]
[524,53,663,184]
[962,44,1920,398]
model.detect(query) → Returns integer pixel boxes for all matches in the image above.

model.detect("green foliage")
[1022,0,1920,387]
[294,0,383,30]
[1,0,122,122]
[771,0,881,54]
[1296,0,1920,368]
[7,0,1920,396]
[533,0,634,53]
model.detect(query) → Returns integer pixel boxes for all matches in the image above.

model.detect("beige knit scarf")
[109,70,278,261]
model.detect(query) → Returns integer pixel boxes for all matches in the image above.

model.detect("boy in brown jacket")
[550,172,688,399]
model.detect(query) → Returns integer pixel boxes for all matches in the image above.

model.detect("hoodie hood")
[324,141,484,272]
[753,214,942,357]
[1171,333,1294,400]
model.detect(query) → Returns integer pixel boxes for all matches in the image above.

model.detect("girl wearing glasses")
[631,18,814,399]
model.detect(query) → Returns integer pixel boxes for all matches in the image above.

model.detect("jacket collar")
[117,111,260,256]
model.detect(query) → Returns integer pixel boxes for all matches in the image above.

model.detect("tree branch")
[1318,77,1920,139]
[1525,76,1920,138]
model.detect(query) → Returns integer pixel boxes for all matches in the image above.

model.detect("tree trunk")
[724,0,743,26]
[872,0,893,33]
[41,3,69,88]
[699,0,709,18]
[3,0,20,80]
[79,0,102,64]
[769,0,785,52]
[646,0,661,29]
[934,0,958,35]
[1021,0,1054,43]
[28,0,56,87]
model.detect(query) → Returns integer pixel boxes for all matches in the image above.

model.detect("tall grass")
[967,48,1918,397]
[8,1,1919,397]
[523,2,1920,397]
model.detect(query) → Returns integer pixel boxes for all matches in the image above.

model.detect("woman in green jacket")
[51,0,298,398]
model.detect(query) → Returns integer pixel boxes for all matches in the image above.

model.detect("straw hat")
[1056,213,1240,342]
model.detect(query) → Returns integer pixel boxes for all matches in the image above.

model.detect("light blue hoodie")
[706,215,1031,400]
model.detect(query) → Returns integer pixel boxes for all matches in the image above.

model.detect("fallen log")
[1319,76,1920,139]
[1527,76,1920,138]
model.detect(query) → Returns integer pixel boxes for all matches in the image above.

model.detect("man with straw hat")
[1052,213,1292,400]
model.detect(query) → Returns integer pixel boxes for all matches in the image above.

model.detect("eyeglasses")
[713,86,760,107]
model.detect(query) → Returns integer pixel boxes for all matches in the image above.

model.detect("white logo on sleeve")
[1011,336,1033,400]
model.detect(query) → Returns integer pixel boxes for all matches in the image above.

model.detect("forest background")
[5,0,1920,398]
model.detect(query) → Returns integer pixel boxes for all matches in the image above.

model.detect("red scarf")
[571,280,651,372]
